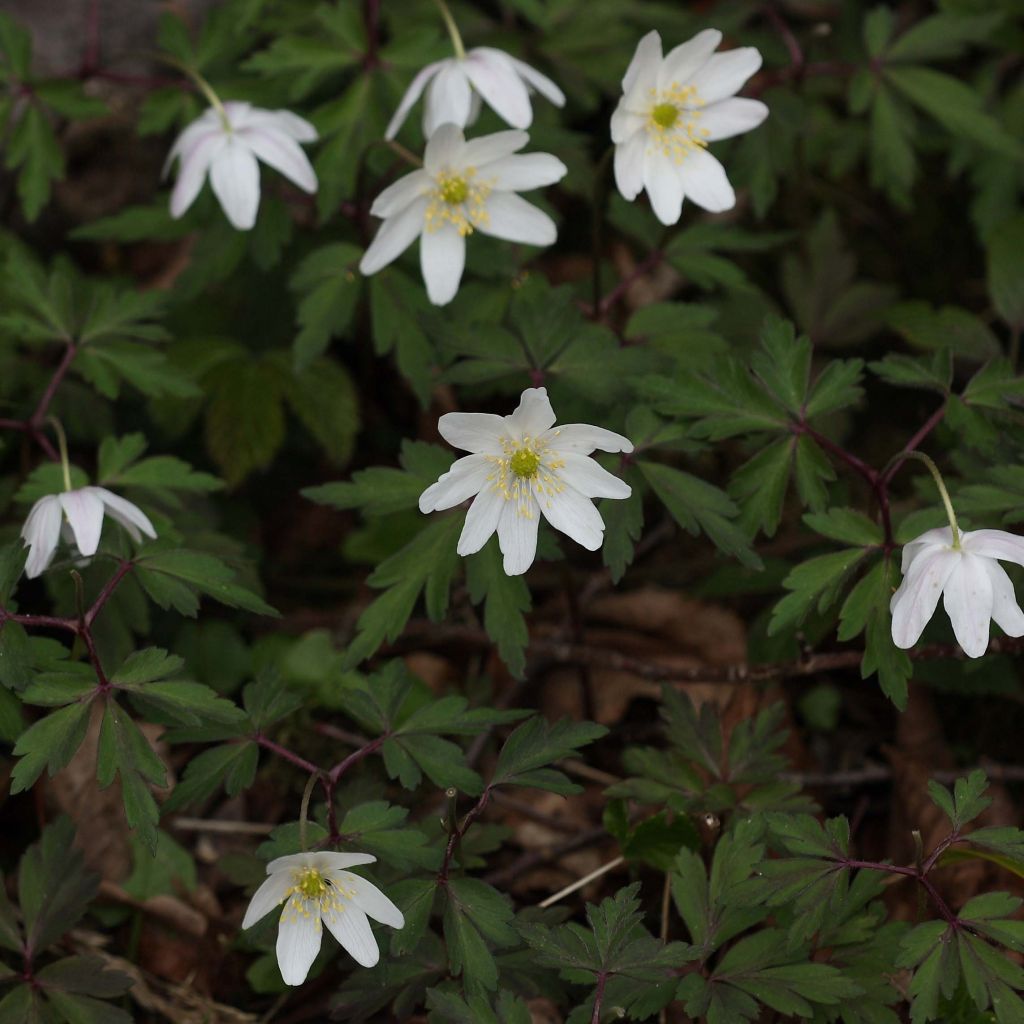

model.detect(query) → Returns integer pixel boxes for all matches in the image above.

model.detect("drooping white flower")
[890,527,1024,658]
[610,29,767,225]
[21,487,157,579]
[359,124,567,306]
[385,47,564,141]
[241,851,404,986]
[165,101,318,231]
[419,387,633,576]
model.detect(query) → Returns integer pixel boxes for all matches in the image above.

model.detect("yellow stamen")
[425,168,492,237]
[645,83,708,163]
[486,435,566,518]
[279,865,350,926]
[510,449,541,479]
[651,102,678,128]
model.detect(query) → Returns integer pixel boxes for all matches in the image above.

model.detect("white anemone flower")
[385,47,564,141]
[890,527,1024,658]
[419,387,633,576]
[359,123,567,306]
[21,487,156,580]
[611,29,768,225]
[241,851,404,986]
[165,101,318,231]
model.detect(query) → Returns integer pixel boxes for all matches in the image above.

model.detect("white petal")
[943,553,994,659]
[700,97,769,141]
[961,529,1024,569]
[424,66,473,137]
[613,130,646,200]
[497,499,540,575]
[557,453,630,499]
[369,169,432,219]
[266,852,316,875]
[242,871,292,929]
[689,48,763,105]
[484,153,567,191]
[420,454,492,512]
[462,49,533,129]
[209,139,261,230]
[21,496,63,579]
[462,130,529,168]
[438,412,510,455]
[222,101,254,128]
[501,52,565,106]
[659,29,723,89]
[643,149,685,225]
[622,30,662,97]
[307,851,377,873]
[457,486,505,555]
[420,225,466,306]
[509,387,556,436]
[59,489,105,557]
[340,872,405,928]
[321,903,379,968]
[169,131,222,219]
[678,148,735,213]
[901,528,953,573]
[93,488,156,542]
[424,122,467,176]
[386,60,447,140]
[477,193,556,246]
[890,548,960,650]
[276,901,323,985]
[610,103,645,145]
[539,484,605,550]
[359,197,428,276]
[467,90,483,124]
[984,560,1024,638]
[545,424,634,454]
[255,109,318,142]
[239,126,317,193]
[162,111,219,176]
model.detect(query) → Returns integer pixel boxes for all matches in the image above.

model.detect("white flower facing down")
[611,29,767,225]
[242,851,404,986]
[385,47,565,141]
[359,124,567,306]
[891,527,1024,658]
[21,487,156,580]
[165,101,318,231]
[419,387,633,576]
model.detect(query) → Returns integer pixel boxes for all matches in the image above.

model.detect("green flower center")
[651,102,679,129]
[295,867,328,900]
[439,175,469,205]
[510,448,541,479]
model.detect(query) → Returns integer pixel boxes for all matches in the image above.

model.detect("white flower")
[165,101,318,231]
[241,851,404,985]
[419,387,633,576]
[359,124,566,306]
[610,29,768,225]
[890,527,1024,658]
[385,47,565,141]
[21,487,157,580]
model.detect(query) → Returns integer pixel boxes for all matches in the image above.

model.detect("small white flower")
[359,124,566,306]
[21,487,157,579]
[165,101,318,231]
[611,29,767,225]
[241,851,404,986]
[890,527,1024,658]
[385,47,565,141]
[419,387,633,576]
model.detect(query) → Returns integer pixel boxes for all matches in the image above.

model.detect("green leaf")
[769,548,870,636]
[289,243,363,367]
[5,106,63,222]
[491,716,607,794]
[162,741,258,812]
[887,12,1002,62]
[928,770,991,831]
[10,700,93,794]
[804,507,884,546]
[886,301,1001,362]
[987,215,1024,329]
[369,268,437,406]
[465,539,531,678]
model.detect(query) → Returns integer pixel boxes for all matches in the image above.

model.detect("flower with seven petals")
[385,47,565,141]
[165,101,318,231]
[611,29,767,225]
[890,527,1024,658]
[242,851,404,986]
[21,487,157,580]
[359,124,567,306]
[419,387,634,576]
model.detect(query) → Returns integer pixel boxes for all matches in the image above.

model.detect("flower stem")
[887,450,961,549]
[47,417,73,491]
[385,138,423,167]
[299,771,319,852]
[432,0,466,60]
[160,56,231,131]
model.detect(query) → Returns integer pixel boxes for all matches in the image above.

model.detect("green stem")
[591,145,614,312]
[432,0,466,60]
[47,417,73,492]
[385,138,423,167]
[299,771,319,852]
[160,56,231,131]
[886,450,961,549]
